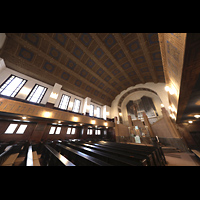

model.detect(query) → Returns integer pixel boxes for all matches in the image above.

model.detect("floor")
[165,152,200,166]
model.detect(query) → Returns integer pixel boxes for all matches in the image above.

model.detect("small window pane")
[87,129,90,135]
[72,99,81,113]
[49,127,56,134]
[90,129,93,135]
[89,105,94,116]
[71,128,76,135]
[27,84,47,103]
[55,127,61,134]
[16,124,28,134]
[5,124,18,134]
[96,107,101,118]
[0,75,26,97]
[67,127,71,134]
[58,94,70,110]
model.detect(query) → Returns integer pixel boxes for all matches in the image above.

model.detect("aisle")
[165,152,200,166]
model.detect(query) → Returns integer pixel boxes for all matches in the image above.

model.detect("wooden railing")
[0,96,114,127]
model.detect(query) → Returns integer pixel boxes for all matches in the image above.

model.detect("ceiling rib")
[90,33,135,88]
[7,33,114,100]
[136,33,158,83]
[40,33,119,95]
[66,33,122,93]
[1,33,166,106]
[113,33,145,84]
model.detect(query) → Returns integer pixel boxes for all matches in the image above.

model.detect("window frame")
[71,127,76,135]
[26,84,48,104]
[66,127,76,135]
[96,106,101,118]
[66,127,72,134]
[48,126,62,135]
[95,129,101,135]
[16,124,28,134]
[58,94,71,110]
[89,104,94,117]
[0,74,27,97]
[87,128,93,135]
[72,98,81,113]
[4,123,28,134]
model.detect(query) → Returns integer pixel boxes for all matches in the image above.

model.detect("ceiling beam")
[66,33,122,93]
[90,33,136,87]
[7,33,114,100]
[40,33,119,95]
[136,33,158,83]
[113,33,145,84]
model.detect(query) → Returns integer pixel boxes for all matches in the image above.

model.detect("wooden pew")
[26,145,41,166]
[128,143,166,165]
[84,142,156,166]
[41,144,75,166]
[86,141,158,166]
[32,151,41,166]
[0,143,9,154]
[0,143,24,166]
[191,149,200,160]
[2,153,19,166]
[0,145,13,166]
[95,141,165,166]
[63,142,147,166]
[56,143,111,166]
[88,141,162,166]
[75,141,155,166]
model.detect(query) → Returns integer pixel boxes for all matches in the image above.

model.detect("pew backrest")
[44,144,75,166]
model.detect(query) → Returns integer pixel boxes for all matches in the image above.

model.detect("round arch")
[110,82,170,121]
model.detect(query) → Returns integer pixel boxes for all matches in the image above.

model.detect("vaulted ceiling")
[0,33,165,106]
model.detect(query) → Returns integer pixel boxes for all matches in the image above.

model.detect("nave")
[0,139,166,166]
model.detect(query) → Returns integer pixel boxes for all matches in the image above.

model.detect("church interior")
[0,33,200,166]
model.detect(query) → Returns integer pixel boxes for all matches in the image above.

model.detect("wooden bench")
[0,143,9,154]
[2,153,19,166]
[63,142,146,166]
[76,142,155,166]
[106,141,165,165]
[0,143,24,166]
[26,145,41,166]
[41,144,75,166]
[56,143,111,166]
[93,141,165,166]
[32,151,41,166]
[191,149,200,159]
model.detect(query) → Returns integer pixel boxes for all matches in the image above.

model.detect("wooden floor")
[165,152,200,166]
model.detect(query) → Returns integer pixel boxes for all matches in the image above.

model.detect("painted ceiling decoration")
[0,33,165,106]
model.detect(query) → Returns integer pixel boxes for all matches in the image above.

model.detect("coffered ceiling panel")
[0,33,165,106]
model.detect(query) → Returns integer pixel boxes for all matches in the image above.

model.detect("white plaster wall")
[0,64,107,117]
[0,61,87,110]
[111,82,170,120]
